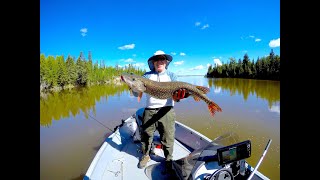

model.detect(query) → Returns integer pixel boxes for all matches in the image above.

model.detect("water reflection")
[40,84,128,127]
[40,78,280,127]
[269,104,280,114]
[208,78,280,108]
[213,86,221,94]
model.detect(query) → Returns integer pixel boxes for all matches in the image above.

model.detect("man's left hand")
[172,88,190,102]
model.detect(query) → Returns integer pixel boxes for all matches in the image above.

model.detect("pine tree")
[66,55,77,85]
[57,55,69,86]
[87,51,93,85]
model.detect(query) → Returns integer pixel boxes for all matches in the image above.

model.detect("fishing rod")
[247,139,272,180]
[88,113,116,133]
[87,113,140,144]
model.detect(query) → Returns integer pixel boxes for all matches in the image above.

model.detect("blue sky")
[40,0,280,76]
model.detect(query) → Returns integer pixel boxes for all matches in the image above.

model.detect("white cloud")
[133,63,145,67]
[180,52,186,56]
[171,52,177,55]
[213,58,222,66]
[201,24,209,30]
[195,22,209,29]
[241,35,262,41]
[207,63,211,67]
[118,44,135,50]
[124,62,145,68]
[80,28,88,37]
[173,61,184,66]
[190,65,204,70]
[124,58,134,63]
[269,38,280,48]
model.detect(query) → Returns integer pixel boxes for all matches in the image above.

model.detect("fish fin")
[208,101,222,117]
[137,92,143,102]
[193,95,201,102]
[129,88,133,96]
[140,85,146,92]
[196,86,210,94]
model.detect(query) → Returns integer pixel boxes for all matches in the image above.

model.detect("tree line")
[40,51,146,92]
[206,49,280,80]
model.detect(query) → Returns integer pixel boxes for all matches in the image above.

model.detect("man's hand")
[172,88,190,102]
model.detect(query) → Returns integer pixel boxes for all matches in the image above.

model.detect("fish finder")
[217,140,251,166]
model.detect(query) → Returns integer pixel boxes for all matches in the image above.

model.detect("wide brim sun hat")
[147,50,173,71]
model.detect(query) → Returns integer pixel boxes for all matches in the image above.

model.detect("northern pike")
[120,73,222,117]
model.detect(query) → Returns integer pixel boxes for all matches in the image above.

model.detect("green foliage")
[206,49,280,80]
[66,55,77,85]
[40,54,48,83]
[40,52,146,91]
[46,55,59,87]
[57,55,69,86]
[76,54,88,85]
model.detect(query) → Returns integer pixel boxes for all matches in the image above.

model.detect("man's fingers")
[172,90,178,100]
[180,89,185,98]
[174,91,178,98]
[177,89,182,98]
[173,89,188,100]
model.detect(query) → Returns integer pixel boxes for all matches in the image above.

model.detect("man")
[136,50,189,173]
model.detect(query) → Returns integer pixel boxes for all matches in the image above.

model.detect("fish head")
[121,73,146,92]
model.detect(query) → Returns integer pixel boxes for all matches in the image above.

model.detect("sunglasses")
[153,55,167,62]
[153,58,167,62]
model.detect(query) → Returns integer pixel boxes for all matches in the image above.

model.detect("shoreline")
[40,77,123,97]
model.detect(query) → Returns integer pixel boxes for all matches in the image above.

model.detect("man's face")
[153,55,168,73]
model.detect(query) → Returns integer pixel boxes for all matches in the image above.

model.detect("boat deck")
[85,119,191,180]
[84,113,270,180]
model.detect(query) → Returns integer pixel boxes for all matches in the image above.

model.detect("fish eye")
[132,78,135,81]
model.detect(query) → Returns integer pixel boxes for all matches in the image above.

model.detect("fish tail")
[208,101,222,117]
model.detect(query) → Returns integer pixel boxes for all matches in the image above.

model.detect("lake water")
[40,76,280,180]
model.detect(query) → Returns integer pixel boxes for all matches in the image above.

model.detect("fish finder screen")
[217,140,251,166]
[221,147,237,163]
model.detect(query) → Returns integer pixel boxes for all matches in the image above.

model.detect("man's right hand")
[172,88,190,102]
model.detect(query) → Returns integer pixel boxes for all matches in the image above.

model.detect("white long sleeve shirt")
[142,69,177,108]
